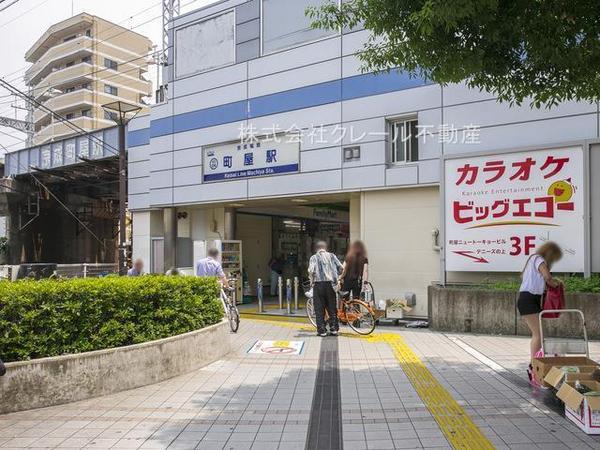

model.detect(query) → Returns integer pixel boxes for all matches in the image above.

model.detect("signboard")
[78,137,89,159]
[203,138,299,182]
[64,140,76,164]
[40,146,51,169]
[247,340,304,356]
[52,143,63,166]
[444,146,584,272]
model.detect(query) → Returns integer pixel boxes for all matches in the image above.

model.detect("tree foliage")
[308,0,600,107]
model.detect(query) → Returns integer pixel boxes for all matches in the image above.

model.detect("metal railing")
[55,263,118,278]
[0,263,118,280]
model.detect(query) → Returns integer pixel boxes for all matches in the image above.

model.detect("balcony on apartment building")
[32,61,94,97]
[32,87,94,124]
[25,35,94,86]
[33,116,97,146]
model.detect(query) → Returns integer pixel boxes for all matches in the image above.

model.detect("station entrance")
[234,199,350,298]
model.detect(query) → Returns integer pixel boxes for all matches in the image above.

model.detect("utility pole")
[101,101,142,275]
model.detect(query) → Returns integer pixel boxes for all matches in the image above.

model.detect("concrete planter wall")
[429,286,600,339]
[0,320,230,415]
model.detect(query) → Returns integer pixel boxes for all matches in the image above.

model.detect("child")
[518,241,563,383]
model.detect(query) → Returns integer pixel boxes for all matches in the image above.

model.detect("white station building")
[126,0,600,317]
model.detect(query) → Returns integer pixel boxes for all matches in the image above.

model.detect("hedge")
[0,276,223,362]
[481,275,600,293]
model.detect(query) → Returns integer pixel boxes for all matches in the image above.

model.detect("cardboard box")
[544,366,600,389]
[557,381,600,434]
[532,356,599,385]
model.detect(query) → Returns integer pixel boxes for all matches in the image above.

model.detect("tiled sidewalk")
[1,320,600,449]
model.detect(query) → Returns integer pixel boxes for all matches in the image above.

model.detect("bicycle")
[220,279,240,333]
[304,282,377,335]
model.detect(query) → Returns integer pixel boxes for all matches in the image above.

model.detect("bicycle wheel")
[228,305,240,333]
[306,297,317,328]
[345,300,376,335]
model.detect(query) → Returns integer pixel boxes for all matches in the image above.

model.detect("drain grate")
[305,337,343,450]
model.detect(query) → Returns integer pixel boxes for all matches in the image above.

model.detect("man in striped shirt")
[308,241,343,337]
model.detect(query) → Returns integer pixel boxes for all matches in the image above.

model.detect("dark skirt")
[517,291,543,316]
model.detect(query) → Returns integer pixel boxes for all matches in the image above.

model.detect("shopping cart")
[539,309,589,357]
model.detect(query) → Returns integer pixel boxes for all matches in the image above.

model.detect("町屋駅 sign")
[203,136,299,182]
[444,146,584,272]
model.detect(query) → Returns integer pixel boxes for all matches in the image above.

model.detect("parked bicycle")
[220,279,240,333]
[304,281,377,335]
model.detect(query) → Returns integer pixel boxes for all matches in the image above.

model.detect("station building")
[127,0,600,317]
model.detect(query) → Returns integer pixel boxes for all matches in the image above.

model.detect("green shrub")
[480,275,600,293]
[0,276,223,362]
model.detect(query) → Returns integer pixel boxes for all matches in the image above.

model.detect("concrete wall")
[0,321,230,415]
[429,286,600,339]
[362,186,440,317]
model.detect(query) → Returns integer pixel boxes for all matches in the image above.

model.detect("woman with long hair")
[518,241,563,382]
[339,240,369,299]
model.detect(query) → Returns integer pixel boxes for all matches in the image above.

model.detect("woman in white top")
[518,241,562,379]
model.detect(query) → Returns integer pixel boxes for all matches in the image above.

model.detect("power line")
[0,0,51,28]
[1,0,204,83]
[0,0,22,13]
[0,128,26,141]
[0,0,164,81]
[0,78,121,157]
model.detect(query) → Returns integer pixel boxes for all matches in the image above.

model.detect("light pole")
[101,101,142,275]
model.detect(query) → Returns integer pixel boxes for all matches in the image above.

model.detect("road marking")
[246,319,495,449]
[368,333,495,450]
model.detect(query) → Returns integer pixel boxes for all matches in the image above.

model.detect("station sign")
[444,146,585,272]
[202,137,300,182]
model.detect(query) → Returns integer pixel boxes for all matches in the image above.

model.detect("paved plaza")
[1,319,600,449]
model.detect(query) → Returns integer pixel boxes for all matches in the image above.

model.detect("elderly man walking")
[308,241,343,337]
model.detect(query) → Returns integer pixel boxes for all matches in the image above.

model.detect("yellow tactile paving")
[368,333,495,450]
[245,318,495,450]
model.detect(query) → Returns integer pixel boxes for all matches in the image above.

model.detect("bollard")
[278,276,283,309]
[257,278,264,313]
[294,277,299,311]
[286,279,292,315]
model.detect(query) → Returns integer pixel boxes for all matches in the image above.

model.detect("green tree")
[308,0,600,107]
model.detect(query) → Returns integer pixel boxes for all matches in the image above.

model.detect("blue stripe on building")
[129,70,429,147]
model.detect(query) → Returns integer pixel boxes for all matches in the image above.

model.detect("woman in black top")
[339,240,369,299]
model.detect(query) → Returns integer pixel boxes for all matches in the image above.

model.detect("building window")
[81,82,90,90]
[65,61,74,67]
[104,84,118,96]
[85,29,91,37]
[262,0,335,54]
[65,86,75,93]
[389,118,419,164]
[104,111,118,121]
[65,113,74,120]
[63,35,76,42]
[81,109,91,117]
[175,10,235,78]
[104,58,118,70]
[82,56,91,64]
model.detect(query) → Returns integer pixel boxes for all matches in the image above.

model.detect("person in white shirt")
[518,241,562,381]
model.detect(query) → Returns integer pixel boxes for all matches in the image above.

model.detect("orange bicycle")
[304,283,377,335]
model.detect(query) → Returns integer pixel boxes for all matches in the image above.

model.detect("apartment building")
[25,13,153,145]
